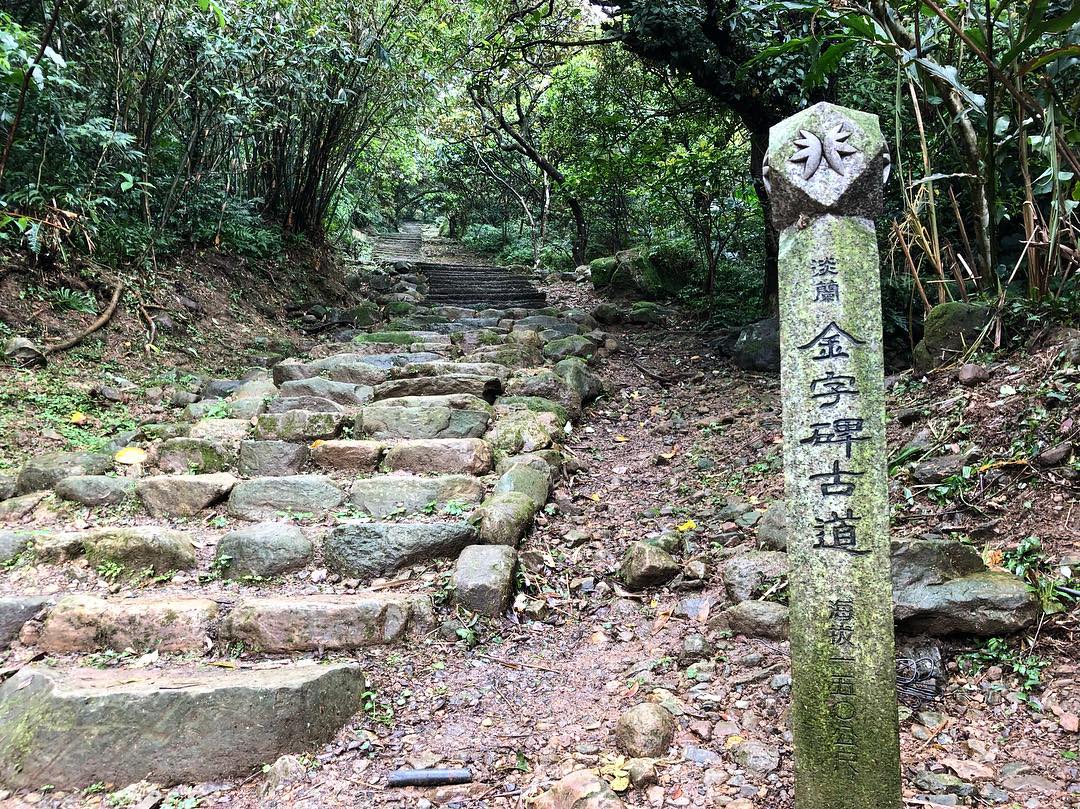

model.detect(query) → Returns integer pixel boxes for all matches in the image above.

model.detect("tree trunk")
[750,128,779,316]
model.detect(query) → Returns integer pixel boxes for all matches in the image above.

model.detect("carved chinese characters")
[766,102,901,809]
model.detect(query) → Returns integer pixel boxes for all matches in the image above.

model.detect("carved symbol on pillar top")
[790,124,859,180]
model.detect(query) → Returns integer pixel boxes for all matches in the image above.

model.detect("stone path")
[0,226,603,793]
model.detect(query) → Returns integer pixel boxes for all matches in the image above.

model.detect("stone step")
[0,663,365,789]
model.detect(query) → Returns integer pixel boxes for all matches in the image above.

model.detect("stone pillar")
[764,102,901,809]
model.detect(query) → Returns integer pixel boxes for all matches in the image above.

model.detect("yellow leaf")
[677,519,697,532]
[309,439,325,449]
[114,447,148,465]
[614,435,629,442]
[610,775,630,792]
[69,411,87,425]
[724,735,745,749]
[588,493,601,502]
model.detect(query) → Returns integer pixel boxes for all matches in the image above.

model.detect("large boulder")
[361,404,489,439]
[543,335,596,362]
[221,594,432,651]
[484,410,559,454]
[891,537,1037,635]
[228,476,345,521]
[553,358,603,404]
[722,551,790,602]
[53,476,134,507]
[493,463,552,508]
[215,523,313,578]
[16,451,112,494]
[238,440,309,477]
[913,302,992,374]
[505,370,583,420]
[731,317,780,372]
[589,249,664,297]
[0,663,366,789]
[620,541,679,590]
[349,474,485,518]
[136,473,237,517]
[383,438,494,476]
[35,526,197,573]
[323,521,477,578]
[454,545,518,617]
[615,703,675,758]
[471,492,538,546]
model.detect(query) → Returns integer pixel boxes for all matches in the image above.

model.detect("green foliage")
[959,637,1048,707]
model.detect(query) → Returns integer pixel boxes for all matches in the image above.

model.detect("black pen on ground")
[386,768,473,788]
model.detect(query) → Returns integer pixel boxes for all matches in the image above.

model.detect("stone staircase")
[416,261,548,310]
[0,228,606,795]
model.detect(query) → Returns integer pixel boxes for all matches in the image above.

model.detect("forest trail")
[0,229,1075,809]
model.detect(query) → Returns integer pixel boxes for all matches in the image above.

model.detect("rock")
[553,358,603,404]
[361,404,490,439]
[0,491,48,521]
[215,523,313,578]
[543,335,596,362]
[625,758,657,788]
[253,411,345,442]
[493,463,552,508]
[0,663,365,788]
[135,473,237,517]
[732,317,780,372]
[891,537,1038,635]
[4,336,46,367]
[266,396,345,414]
[0,475,14,500]
[238,440,310,477]
[373,374,501,401]
[719,600,790,640]
[620,541,679,590]
[221,594,432,651]
[35,526,196,573]
[53,475,134,506]
[323,521,476,578]
[279,377,373,406]
[485,409,559,454]
[16,451,112,494]
[0,530,31,565]
[1037,441,1072,467]
[957,363,990,386]
[733,740,780,776]
[534,770,625,809]
[505,370,583,419]
[349,474,485,518]
[592,302,626,325]
[722,551,790,602]
[0,596,48,647]
[471,492,538,546]
[228,476,345,520]
[454,545,517,617]
[262,754,306,794]
[911,451,977,484]
[913,302,991,374]
[615,703,675,758]
[310,439,384,472]
[38,595,217,653]
[156,437,230,474]
[757,501,788,551]
[383,438,494,475]
[188,417,250,448]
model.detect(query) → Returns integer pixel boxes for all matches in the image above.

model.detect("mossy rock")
[495,396,571,426]
[384,301,416,316]
[353,331,416,345]
[912,302,992,374]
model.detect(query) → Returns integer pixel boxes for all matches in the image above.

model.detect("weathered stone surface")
[0,492,48,521]
[238,440,309,477]
[0,596,48,647]
[733,740,781,776]
[375,393,493,413]
[0,663,366,788]
[0,530,31,565]
[757,501,788,551]
[323,521,476,578]
[391,361,509,381]
[16,451,112,494]
[38,595,217,653]
[156,437,230,474]
[221,594,432,651]
[310,439,384,472]
[543,335,596,362]
[913,302,992,374]
[254,410,345,442]
[383,438,494,476]
[534,770,625,809]
[0,475,14,501]
[620,541,679,590]
[719,600,790,640]
[471,492,538,546]
[616,703,675,758]
[362,404,490,439]
[373,374,502,401]
[266,395,345,414]
[228,475,345,520]
[35,526,196,573]
[722,551,789,602]
[53,475,134,507]
[911,451,977,484]
[349,474,485,518]
[493,463,552,508]
[495,396,571,426]
[505,370,583,419]
[732,317,780,372]
[485,409,559,454]
[957,363,990,386]
[216,523,313,578]
[279,377,373,406]
[891,538,1037,635]
[136,472,237,517]
[304,353,394,384]
[553,358,603,404]
[454,545,517,617]
[188,417,250,448]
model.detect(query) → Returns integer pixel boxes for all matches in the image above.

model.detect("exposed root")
[42,280,125,356]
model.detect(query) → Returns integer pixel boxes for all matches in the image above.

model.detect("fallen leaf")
[114,446,148,465]
[941,757,995,780]
[69,411,87,424]
[614,435,629,442]
[1061,713,1079,733]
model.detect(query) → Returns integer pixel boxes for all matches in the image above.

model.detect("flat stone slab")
[135,473,237,517]
[34,526,197,573]
[54,475,135,506]
[349,474,485,518]
[361,404,490,439]
[383,438,494,476]
[38,594,218,653]
[0,596,48,648]
[238,440,309,477]
[279,377,373,406]
[323,521,477,578]
[228,475,345,520]
[16,451,112,494]
[373,375,502,401]
[310,440,384,472]
[221,594,433,652]
[0,663,366,789]
[454,545,517,617]
[253,411,345,442]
